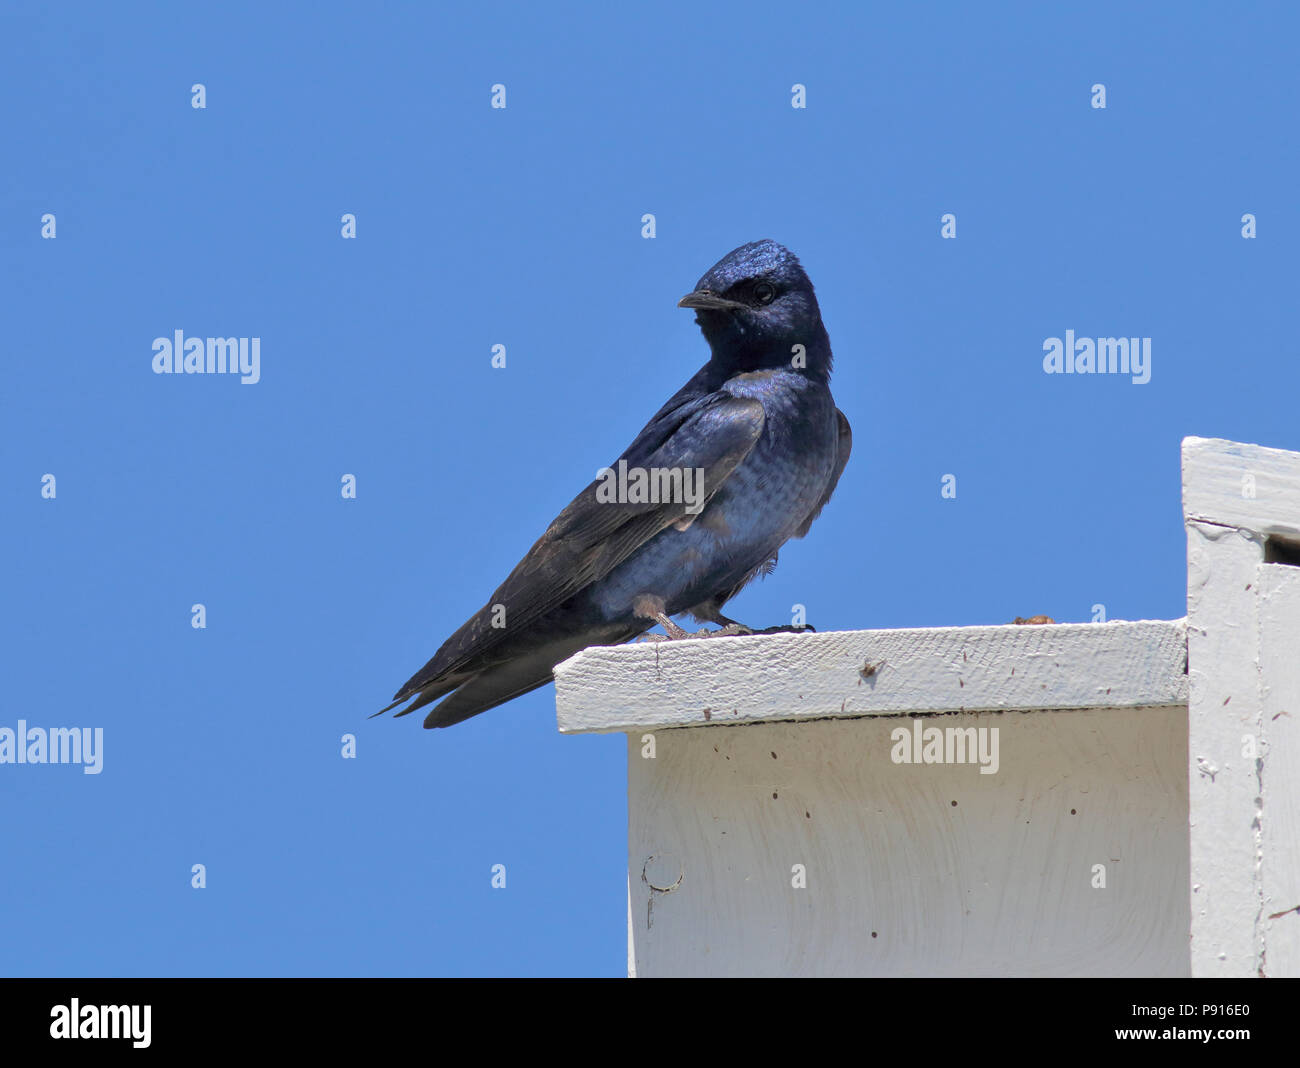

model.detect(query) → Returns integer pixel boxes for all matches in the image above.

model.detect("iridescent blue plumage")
[380,240,851,727]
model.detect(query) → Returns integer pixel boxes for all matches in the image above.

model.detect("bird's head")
[678,239,831,377]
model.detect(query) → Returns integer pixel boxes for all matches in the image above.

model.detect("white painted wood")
[553,435,1300,977]
[555,621,1188,734]
[1182,436,1300,978]
[627,707,1190,976]
[1185,520,1264,976]
[1258,554,1300,975]
[1184,435,1300,539]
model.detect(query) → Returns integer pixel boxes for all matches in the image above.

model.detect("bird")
[377,239,852,728]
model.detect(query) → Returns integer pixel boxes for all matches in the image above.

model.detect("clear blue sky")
[1,2,1295,976]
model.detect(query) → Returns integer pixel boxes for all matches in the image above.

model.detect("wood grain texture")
[556,620,1188,734]
[1183,435,1300,977]
[627,707,1190,977]
[1183,435,1300,538]
[1259,564,1300,975]
[552,437,1300,977]
[1186,521,1265,976]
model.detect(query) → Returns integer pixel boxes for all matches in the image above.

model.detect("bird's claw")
[703,623,753,637]
[647,622,816,640]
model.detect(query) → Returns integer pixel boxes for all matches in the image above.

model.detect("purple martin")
[378,239,851,728]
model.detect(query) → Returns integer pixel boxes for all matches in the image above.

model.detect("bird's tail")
[376,624,643,728]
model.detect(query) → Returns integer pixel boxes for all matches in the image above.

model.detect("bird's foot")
[647,613,751,640]
[638,625,746,641]
[686,622,817,639]
[644,613,817,641]
[698,622,753,638]
[753,623,817,635]
[707,610,816,636]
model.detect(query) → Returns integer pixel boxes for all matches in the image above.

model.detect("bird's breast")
[585,371,840,621]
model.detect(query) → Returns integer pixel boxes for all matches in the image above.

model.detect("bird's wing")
[794,407,852,538]
[391,392,766,699]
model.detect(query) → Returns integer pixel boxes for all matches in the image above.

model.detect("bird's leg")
[651,612,691,640]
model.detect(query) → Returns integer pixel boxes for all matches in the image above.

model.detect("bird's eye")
[753,281,776,305]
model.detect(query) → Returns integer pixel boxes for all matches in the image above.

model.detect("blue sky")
[1,2,1295,976]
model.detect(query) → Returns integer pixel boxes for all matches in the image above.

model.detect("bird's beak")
[678,289,747,311]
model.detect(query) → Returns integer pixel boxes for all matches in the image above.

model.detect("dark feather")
[387,394,765,710]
